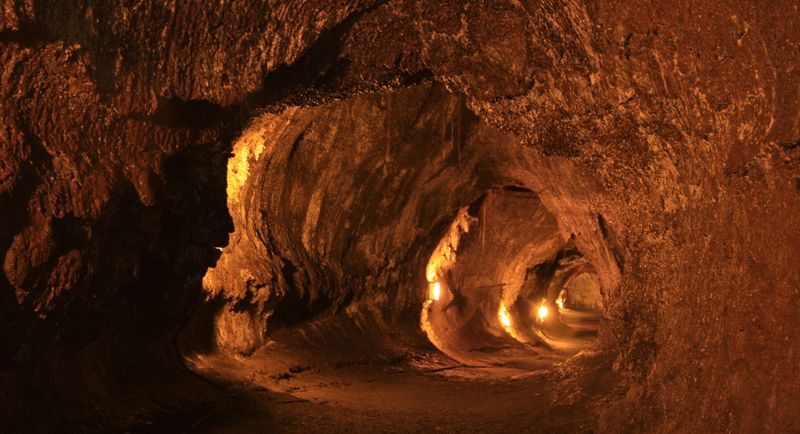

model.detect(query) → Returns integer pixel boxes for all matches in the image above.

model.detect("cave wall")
[201,84,501,354]
[342,2,800,430]
[0,1,386,430]
[1,1,799,432]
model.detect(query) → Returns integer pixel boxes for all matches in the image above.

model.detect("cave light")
[555,290,566,310]
[537,303,549,321]
[499,303,512,328]
[430,281,442,301]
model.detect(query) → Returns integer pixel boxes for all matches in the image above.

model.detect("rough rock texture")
[1,1,799,432]
[201,85,496,355]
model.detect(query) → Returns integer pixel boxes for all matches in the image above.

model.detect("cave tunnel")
[2,2,800,433]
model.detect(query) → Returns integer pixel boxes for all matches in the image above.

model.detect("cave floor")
[144,345,618,433]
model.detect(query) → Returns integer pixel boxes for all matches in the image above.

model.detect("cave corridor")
[1,2,800,433]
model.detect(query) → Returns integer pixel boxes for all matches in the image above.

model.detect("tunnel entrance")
[9,2,798,433]
[422,187,605,372]
[180,85,620,431]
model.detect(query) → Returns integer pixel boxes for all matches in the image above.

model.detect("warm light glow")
[499,304,512,327]
[537,304,549,321]
[227,110,300,205]
[430,281,441,301]
[555,290,566,310]
[424,208,476,282]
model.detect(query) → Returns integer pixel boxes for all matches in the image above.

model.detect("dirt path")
[143,347,618,433]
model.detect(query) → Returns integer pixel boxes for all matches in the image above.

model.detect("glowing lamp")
[499,305,512,327]
[430,281,441,301]
[537,304,549,321]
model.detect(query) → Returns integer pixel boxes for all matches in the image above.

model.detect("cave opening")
[421,186,606,372]
[173,84,621,431]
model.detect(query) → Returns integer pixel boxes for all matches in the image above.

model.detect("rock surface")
[1,1,799,432]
